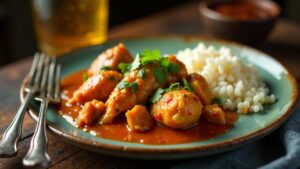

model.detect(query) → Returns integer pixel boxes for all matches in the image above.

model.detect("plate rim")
[21,35,298,158]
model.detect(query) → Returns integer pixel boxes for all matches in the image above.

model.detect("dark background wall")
[0,0,298,67]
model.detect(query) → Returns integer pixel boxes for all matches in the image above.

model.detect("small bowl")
[199,0,280,45]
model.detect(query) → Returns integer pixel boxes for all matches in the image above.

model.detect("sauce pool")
[211,1,272,20]
[57,70,238,145]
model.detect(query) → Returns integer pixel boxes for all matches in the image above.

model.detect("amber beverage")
[31,0,108,56]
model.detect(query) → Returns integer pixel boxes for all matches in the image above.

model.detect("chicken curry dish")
[58,43,238,144]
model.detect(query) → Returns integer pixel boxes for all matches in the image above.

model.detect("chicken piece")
[187,73,211,105]
[166,55,188,84]
[77,100,106,127]
[68,71,123,105]
[151,89,203,129]
[125,105,154,132]
[100,56,188,124]
[132,64,160,103]
[203,104,226,125]
[88,43,133,75]
[103,87,137,124]
[100,65,157,124]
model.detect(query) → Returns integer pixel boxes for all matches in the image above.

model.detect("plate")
[21,36,298,159]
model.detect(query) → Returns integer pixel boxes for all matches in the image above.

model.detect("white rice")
[176,43,275,114]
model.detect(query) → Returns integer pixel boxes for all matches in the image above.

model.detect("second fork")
[0,53,48,157]
[23,58,61,168]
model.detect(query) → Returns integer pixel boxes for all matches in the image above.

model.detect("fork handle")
[0,90,36,157]
[23,100,50,167]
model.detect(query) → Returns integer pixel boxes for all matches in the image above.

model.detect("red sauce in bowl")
[211,1,272,20]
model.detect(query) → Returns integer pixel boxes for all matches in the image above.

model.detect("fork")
[23,58,61,167]
[0,53,47,157]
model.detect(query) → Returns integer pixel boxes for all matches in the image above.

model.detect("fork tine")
[27,53,40,86]
[40,56,50,97]
[47,58,56,98]
[54,64,61,101]
[33,53,45,87]
[28,53,40,77]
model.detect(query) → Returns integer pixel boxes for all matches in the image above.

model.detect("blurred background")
[0,0,298,66]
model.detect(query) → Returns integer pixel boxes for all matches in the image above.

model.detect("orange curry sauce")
[57,70,238,145]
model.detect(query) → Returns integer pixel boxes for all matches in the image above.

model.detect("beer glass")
[31,0,108,56]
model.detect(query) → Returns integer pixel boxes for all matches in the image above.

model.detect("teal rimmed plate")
[21,36,298,159]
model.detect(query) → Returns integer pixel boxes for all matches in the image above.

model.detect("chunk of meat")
[125,105,154,132]
[131,64,160,103]
[100,65,157,124]
[103,88,137,124]
[166,55,188,84]
[68,71,123,105]
[187,73,211,105]
[77,100,106,127]
[202,104,226,125]
[100,56,188,124]
[151,89,203,129]
[88,43,133,75]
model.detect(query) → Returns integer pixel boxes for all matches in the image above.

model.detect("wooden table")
[0,2,299,169]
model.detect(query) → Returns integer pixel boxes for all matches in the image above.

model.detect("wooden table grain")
[0,2,299,169]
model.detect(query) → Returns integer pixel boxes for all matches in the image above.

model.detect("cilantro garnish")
[116,81,139,93]
[130,82,139,93]
[116,81,128,89]
[149,88,165,103]
[108,76,116,81]
[117,54,141,74]
[141,49,161,65]
[130,54,141,71]
[149,79,195,103]
[100,66,112,71]
[212,97,228,106]
[183,78,194,92]
[82,72,89,82]
[138,67,146,79]
[118,63,131,74]
[149,82,181,103]
[160,57,169,68]
[118,49,180,85]
[168,62,180,74]
[166,82,181,92]
[153,67,167,84]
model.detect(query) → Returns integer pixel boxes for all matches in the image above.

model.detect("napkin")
[173,97,300,169]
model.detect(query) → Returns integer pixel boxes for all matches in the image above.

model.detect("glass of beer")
[31,0,108,56]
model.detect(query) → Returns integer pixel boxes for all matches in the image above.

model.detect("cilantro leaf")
[141,49,161,65]
[168,62,180,74]
[138,67,146,79]
[100,66,112,71]
[82,72,89,82]
[153,67,167,84]
[130,81,139,93]
[118,55,141,74]
[149,88,164,103]
[116,81,139,93]
[212,97,228,106]
[166,82,181,92]
[116,81,130,89]
[160,57,170,68]
[183,78,194,92]
[108,76,116,81]
[148,81,191,104]
[130,54,141,71]
[118,63,131,74]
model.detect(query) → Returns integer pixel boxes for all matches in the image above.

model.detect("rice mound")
[176,43,275,114]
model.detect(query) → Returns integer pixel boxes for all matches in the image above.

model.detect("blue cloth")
[173,100,300,169]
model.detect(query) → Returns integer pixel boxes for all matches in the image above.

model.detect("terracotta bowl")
[199,0,280,45]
